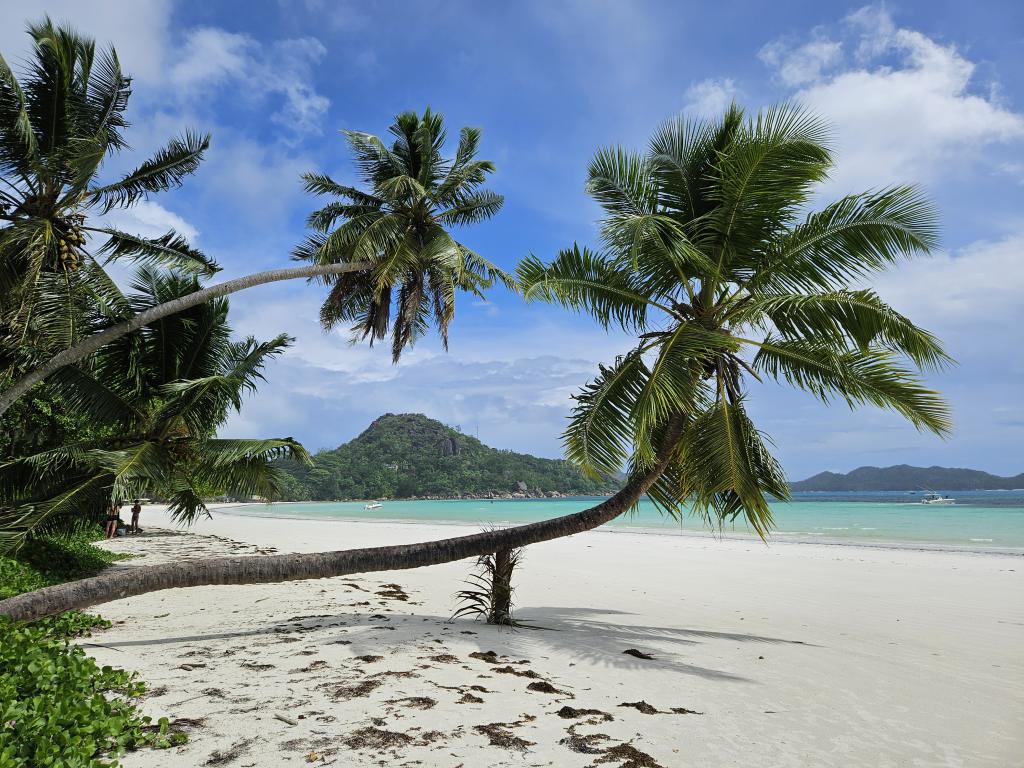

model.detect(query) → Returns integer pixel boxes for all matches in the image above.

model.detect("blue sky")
[2,1,1023,478]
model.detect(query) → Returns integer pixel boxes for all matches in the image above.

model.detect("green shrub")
[0,529,122,643]
[0,531,185,767]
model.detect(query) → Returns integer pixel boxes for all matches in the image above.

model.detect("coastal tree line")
[0,20,950,623]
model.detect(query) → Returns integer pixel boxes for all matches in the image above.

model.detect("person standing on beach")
[130,500,142,534]
[105,502,121,539]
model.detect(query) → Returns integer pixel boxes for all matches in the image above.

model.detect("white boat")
[919,493,955,505]
[363,502,383,510]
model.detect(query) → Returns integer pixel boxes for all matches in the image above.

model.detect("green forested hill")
[274,413,614,500]
[791,464,1024,491]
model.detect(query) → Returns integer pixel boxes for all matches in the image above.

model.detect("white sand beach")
[85,507,1024,767]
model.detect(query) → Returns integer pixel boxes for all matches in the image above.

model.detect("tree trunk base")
[487,548,514,625]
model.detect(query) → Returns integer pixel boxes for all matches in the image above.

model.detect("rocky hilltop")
[274,413,615,501]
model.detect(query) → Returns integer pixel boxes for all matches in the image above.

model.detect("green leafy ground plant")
[0,529,186,767]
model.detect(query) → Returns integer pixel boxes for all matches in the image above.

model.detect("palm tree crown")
[296,108,511,362]
[0,18,214,372]
[0,267,307,552]
[519,104,952,536]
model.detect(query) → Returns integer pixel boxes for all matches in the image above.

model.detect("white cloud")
[0,5,330,141]
[194,135,315,232]
[759,6,1024,192]
[758,37,842,87]
[169,28,329,137]
[170,27,252,88]
[871,233,1024,364]
[218,286,631,455]
[102,200,199,242]
[220,350,599,457]
[683,78,739,118]
[0,0,172,83]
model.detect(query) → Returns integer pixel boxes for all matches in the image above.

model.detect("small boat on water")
[364,502,383,510]
[919,492,955,505]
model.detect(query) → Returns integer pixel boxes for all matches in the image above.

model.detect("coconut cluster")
[55,214,87,271]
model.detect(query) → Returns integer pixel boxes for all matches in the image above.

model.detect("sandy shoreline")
[85,507,1024,767]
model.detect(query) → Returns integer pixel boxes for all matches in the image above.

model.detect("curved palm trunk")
[0,262,370,418]
[0,420,683,622]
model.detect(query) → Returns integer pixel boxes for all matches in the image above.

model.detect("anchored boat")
[919,492,955,505]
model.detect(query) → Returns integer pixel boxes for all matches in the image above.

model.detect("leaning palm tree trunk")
[0,418,683,622]
[0,262,369,418]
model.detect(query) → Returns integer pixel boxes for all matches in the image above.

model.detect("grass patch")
[0,527,186,767]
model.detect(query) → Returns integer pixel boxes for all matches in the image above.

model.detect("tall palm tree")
[0,105,951,623]
[0,266,307,552]
[0,18,215,374]
[297,108,511,362]
[518,104,951,536]
[0,109,510,416]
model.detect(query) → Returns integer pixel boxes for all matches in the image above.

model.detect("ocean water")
[225,490,1024,553]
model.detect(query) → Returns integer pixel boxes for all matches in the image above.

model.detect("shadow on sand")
[93,602,816,683]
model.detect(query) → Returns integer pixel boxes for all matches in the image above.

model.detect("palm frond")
[518,246,665,331]
[630,323,735,466]
[154,333,293,436]
[46,365,139,428]
[84,45,130,149]
[202,438,312,467]
[161,478,209,525]
[92,227,218,275]
[752,338,952,435]
[674,398,788,538]
[190,439,308,506]
[647,113,722,221]
[90,130,209,212]
[436,189,504,226]
[0,473,110,554]
[739,186,939,293]
[564,349,651,478]
[0,52,39,172]
[707,104,832,264]
[302,172,383,205]
[586,145,656,219]
[733,289,951,369]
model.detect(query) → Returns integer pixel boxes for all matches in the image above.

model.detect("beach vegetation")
[0,18,216,385]
[0,103,510,415]
[453,543,524,626]
[0,527,185,767]
[0,268,308,551]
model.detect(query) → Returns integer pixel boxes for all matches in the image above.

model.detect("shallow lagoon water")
[225,490,1024,553]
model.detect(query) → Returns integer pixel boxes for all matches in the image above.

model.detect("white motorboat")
[363,502,383,510]
[919,493,955,505]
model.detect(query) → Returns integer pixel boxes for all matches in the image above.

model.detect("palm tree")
[0,18,216,375]
[296,107,511,362]
[0,266,308,553]
[518,104,951,536]
[0,105,951,623]
[0,109,510,416]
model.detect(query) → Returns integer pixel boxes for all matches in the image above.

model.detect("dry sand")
[83,507,1023,767]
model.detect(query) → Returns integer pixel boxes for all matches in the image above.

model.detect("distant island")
[791,465,1024,492]
[275,420,1022,499]
[274,413,616,501]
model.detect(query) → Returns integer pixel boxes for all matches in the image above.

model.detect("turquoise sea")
[226,490,1024,554]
